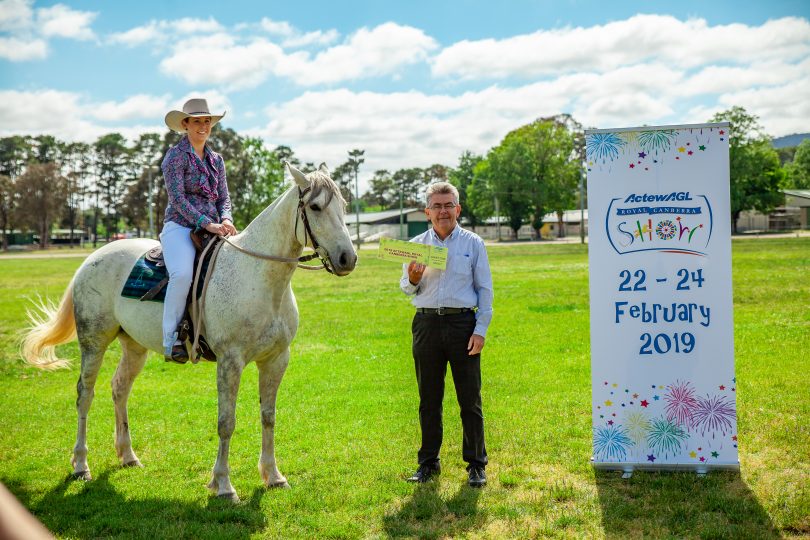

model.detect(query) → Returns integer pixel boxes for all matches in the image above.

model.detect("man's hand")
[407,261,426,285]
[467,334,485,356]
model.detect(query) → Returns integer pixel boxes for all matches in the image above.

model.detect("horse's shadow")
[382,480,483,538]
[595,469,781,538]
[3,471,267,539]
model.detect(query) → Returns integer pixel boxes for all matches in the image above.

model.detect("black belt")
[416,307,473,315]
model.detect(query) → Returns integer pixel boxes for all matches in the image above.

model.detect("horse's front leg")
[207,356,244,502]
[257,349,290,488]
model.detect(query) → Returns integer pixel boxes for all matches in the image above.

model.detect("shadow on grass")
[595,469,780,538]
[3,470,267,540]
[382,480,483,539]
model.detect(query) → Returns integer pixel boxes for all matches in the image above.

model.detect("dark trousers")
[412,311,487,469]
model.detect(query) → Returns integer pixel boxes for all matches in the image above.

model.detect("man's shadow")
[3,469,267,539]
[383,480,483,538]
[595,469,781,538]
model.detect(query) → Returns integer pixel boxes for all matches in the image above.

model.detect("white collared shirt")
[400,225,494,337]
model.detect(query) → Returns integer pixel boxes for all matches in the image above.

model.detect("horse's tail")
[21,279,77,370]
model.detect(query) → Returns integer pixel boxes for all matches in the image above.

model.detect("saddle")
[123,229,220,362]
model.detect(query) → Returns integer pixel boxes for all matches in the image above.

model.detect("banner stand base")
[592,460,740,477]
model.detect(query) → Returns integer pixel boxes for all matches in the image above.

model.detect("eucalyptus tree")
[16,162,68,248]
[93,133,129,242]
[709,106,786,233]
[0,136,34,249]
[449,151,486,229]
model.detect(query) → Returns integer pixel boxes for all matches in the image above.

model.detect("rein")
[188,186,334,362]
[218,186,333,272]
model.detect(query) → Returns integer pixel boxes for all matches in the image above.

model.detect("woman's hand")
[205,220,238,236]
[221,220,238,236]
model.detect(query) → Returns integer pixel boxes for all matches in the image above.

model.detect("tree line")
[1,106,807,249]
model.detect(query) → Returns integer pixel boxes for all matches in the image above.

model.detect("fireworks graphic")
[586,132,626,163]
[693,394,736,437]
[624,411,651,445]
[594,424,633,461]
[665,380,698,428]
[647,417,689,457]
[638,130,678,155]
[656,219,676,240]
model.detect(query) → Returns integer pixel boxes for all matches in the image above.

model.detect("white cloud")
[0,35,46,61]
[432,15,810,79]
[282,29,339,48]
[0,0,97,60]
[276,23,437,84]
[108,17,224,47]
[0,0,33,32]
[158,22,436,88]
[159,34,286,89]
[37,3,97,41]
[0,89,229,143]
[91,94,172,122]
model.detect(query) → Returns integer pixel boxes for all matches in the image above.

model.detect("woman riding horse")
[161,98,238,363]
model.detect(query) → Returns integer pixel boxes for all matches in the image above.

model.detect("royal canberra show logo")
[605,191,713,256]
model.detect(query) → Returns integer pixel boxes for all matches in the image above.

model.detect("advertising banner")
[586,123,738,473]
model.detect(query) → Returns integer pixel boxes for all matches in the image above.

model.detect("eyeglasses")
[428,203,457,211]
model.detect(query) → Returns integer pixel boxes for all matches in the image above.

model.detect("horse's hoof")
[72,470,92,481]
[216,492,240,503]
[267,481,290,489]
[122,459,143,468]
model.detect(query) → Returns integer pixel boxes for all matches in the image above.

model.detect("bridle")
[294,186,335,274]
[215,186,336,273]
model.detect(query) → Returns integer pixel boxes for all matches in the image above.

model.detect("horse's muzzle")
[332,249,357,276]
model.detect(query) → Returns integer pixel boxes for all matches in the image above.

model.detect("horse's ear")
[285,161,310,188]
[318,162,330,175]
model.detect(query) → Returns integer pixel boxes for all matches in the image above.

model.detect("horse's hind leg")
[112,334,148,468]
[72,337,115,480]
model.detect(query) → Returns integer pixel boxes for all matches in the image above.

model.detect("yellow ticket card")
[378,238,447,270]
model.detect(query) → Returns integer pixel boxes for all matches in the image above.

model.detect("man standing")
[400,182,493,488]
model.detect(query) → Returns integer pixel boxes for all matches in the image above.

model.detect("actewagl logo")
[605,192,713,256]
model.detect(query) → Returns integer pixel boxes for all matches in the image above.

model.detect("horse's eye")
[310,203,321,212]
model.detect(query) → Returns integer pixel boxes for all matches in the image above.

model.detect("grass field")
[0,238,807,539]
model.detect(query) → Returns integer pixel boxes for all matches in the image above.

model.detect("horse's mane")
[306,170,347,209]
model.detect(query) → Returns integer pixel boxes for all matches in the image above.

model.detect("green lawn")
[0,239,807,539]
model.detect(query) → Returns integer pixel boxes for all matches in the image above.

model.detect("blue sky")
[2,0,809,186]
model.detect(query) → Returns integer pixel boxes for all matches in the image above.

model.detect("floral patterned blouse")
[161,135,233,230]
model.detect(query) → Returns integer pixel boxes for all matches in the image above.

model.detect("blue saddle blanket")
[121,253,168,302]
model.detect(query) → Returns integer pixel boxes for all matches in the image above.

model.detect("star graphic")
[653,395,660,401]
[687,151,693,155]
[711,451,719,458]
[732,387,736,391]
[700,456,706,462]
[689,451,697,458]
[638,151,646,158]
[604,381,608,385]
[633,393,639,399]
[608,420,614,425]
[605,400,613,406]
[629,163,635,168]
[647,454,656,462]
[678,147,686,152]
[719,385,725,390]
[719,130,725,134]
[698,447,702,451]
[600,414,604,418]
[676,156,680,160]
[699,145,706,151]
[612,384,618,388]
[640,400,649,408]
[732,435,738,441]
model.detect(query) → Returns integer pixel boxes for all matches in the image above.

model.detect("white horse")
[21,163,357,502]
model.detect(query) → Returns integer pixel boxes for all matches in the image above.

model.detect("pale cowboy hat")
[164,98,226,133]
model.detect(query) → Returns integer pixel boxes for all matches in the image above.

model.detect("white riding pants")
[160,221,195,353]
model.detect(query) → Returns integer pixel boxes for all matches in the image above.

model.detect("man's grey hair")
[425,182,459,207]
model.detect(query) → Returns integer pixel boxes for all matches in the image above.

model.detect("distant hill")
[773,133,810,148]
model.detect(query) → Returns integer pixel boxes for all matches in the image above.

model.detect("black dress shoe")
[468,466,486,488]
[164,343,189,364]
[406,463,440,483]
